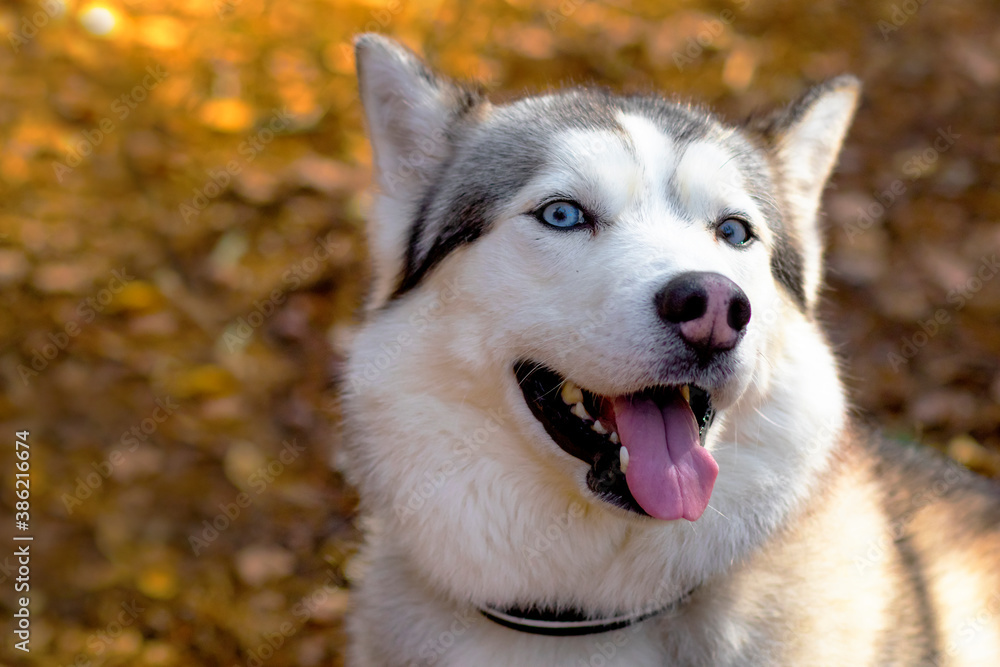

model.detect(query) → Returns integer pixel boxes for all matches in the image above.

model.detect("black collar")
[479,588,695,637]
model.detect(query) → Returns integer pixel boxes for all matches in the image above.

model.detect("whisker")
[706,504,729,520]
[753,407,791,431]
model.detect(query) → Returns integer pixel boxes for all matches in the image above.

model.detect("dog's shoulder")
[726,426,1000,664]
[858,428,1000,539]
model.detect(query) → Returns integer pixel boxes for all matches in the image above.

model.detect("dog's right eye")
[536,201,586,229]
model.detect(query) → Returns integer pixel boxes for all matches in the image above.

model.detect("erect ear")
[354,34,484,304]
[761,76,860,310]
[355,34,481,198]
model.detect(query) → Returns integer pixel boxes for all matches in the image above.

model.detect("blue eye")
[717,218,751,246]
[539,201,585,228]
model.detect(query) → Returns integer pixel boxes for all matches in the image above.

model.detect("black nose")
[656,271,751,353]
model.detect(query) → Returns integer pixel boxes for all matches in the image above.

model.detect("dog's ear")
[757,76,860,309]
[355,34,481,196]
[354,34,483,303]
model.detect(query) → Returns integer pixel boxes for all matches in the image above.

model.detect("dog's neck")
[350,304,846,617]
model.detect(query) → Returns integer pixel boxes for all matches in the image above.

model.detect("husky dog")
[341,34,1000,666]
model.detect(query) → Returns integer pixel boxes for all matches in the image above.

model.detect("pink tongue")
[613,393,719,521]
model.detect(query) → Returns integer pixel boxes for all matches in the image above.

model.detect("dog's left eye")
[537,201,585,228]
[717,218,752,246]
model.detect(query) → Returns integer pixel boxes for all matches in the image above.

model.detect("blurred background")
[0,0,998,664]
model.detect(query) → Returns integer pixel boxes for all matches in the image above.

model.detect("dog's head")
[344,34,858,608]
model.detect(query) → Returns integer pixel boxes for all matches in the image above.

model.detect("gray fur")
[345,35,1000,667]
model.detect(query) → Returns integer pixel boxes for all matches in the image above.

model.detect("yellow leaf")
[723,46,756,92]
[199,98,254,133]
[109,281,162,312]
[137,565,178,600]
[135,15,186,51]
[173,364,238,398]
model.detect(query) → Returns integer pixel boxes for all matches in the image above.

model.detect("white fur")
[355,35,491,305]
[344,37,860,665]
[772,82,859,311]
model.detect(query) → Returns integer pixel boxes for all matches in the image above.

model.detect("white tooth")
[571,402,592,421]
[619,446,629,473]
[592,421,608,435]
[680,385,691,402]
[609,432,619,444]
[561,381,584,405]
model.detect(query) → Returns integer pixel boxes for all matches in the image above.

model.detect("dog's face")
[344,35,857,609]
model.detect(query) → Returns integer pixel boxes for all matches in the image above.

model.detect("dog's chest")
[416,614,669,667]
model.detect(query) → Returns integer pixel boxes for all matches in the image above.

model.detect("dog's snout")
[656,271,751,353]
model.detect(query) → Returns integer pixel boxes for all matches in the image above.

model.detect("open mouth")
[514,361,719,521]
